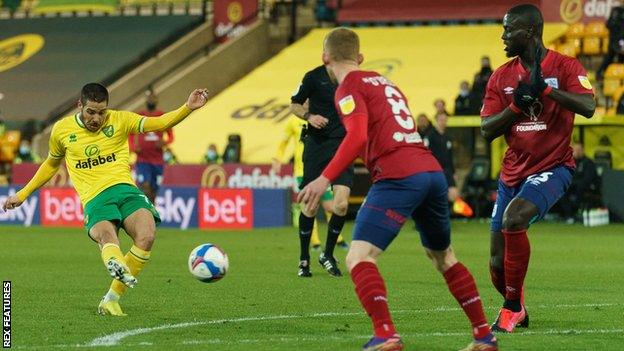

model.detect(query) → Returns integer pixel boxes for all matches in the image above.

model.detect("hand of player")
[530,46,547,95]
[2,195,22,212]
[513,81,537,112]
[186,89,210,110]
[271,158,282,174]
[308,115,329,129]
[297,176,330,213]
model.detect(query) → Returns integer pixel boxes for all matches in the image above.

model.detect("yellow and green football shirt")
[48,110,147,205]
[275,115,305,177]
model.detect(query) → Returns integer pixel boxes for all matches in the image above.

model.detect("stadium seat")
[557,42,577,57]
[584,21,608,40]
[602,37,610,54]
[603,63,624,98]
[565,23,585,55]
[583,37,602,55]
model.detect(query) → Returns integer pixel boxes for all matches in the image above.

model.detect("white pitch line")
[13,302,622,349]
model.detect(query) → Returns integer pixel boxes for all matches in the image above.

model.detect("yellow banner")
[172,24,567,163]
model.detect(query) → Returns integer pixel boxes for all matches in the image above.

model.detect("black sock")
[324,214,346,258]
[503,298,522,312]
[299,213,314,262]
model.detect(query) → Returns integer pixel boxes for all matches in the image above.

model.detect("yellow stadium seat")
[583,37,601,55]
[602,78,622,97]
[602,37,609,53]
[605,63,624,79]
[584,21,608,38]
[557,42,577,57]
[565,23,585,39]
[612,86,624,104]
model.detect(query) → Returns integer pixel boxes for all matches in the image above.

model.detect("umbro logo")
[503,87,514,95]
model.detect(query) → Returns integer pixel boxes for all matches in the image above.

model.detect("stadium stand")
[0,15,204,121]
[169,23,567,164]
[329,0,540,25]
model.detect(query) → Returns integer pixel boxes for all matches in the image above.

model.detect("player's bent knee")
[502,212,528,231]
[332,200,348,216]
[426,247,458,274]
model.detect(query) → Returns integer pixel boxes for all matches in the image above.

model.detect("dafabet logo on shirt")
[0,34,44,73]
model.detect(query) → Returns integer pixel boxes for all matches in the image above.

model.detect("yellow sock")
[110,245,151,296]
[311,219,322,246]
[101,243,125,267]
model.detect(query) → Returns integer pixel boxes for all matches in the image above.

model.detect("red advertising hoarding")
[214,0,258,42]
[39,188,83,227]
[198,188,254,229]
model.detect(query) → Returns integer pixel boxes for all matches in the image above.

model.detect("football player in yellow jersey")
[272,116,347,259]
[2,83,209,316]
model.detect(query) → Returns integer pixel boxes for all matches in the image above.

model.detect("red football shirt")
[481,50,594,186]
[128,109,174,165]
[324,70,441,183]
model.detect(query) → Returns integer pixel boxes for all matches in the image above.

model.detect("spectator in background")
[204,143,220,164]
[423,112,473,217]
[596,6,624,81]
[423,113,458,201]
[416,113,432,135]
[163,147,178,165]
[0,119,16,177]
[14,140,40,164]
[558,143,599,223]
[129,90,174,204]
[454,80,474,115]
[471,55,493,111]
[433,98,450,116]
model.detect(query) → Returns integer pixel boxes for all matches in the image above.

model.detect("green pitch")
[1,221,623,350]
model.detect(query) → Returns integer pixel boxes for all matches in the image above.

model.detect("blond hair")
[324,27,360,62]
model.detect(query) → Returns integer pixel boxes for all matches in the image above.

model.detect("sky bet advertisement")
[0,187,290,230]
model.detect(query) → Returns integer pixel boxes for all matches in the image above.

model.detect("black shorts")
[301,136,354,188]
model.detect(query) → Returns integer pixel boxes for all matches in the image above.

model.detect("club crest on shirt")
[544,77,558,89]
[102,125,114,137]
[338,95,355,115]
[578,75,592,90]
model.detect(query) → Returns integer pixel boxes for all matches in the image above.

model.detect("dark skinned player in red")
[481,4,595,333]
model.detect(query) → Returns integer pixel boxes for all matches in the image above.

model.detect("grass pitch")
[1,221,623,350]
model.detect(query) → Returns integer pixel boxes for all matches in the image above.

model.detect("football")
[188,243,229,283]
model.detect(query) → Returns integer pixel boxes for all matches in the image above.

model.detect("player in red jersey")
[298,28,497,351]
[129,91,174,203]
[481,4,595,333]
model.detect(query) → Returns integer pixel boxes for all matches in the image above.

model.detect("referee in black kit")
[290,64,353,278]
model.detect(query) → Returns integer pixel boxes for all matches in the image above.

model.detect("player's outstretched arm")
[546,90,595,118]
[142,89,209,133]
[2,156,62,211]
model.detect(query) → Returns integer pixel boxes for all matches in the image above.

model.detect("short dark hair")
[508,4,544,36]
[80,83,109,105]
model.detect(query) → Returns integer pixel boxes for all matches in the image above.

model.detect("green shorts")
[296,176,333,202]
[83,183,161,235]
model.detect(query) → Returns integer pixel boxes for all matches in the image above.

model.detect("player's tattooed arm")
[546,90,595,118]
[480,108,520,142]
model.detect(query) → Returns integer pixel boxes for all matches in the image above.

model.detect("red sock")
[443,263,491,339]
[489,262,506,297]
[350,261,396,338]
[503,229,531,301]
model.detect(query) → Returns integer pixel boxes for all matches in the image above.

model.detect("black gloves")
[530,46,548,96]
[513,82,537,111]
[511,46,549,114]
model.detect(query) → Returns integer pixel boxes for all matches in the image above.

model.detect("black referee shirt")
[291,65,345,139]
